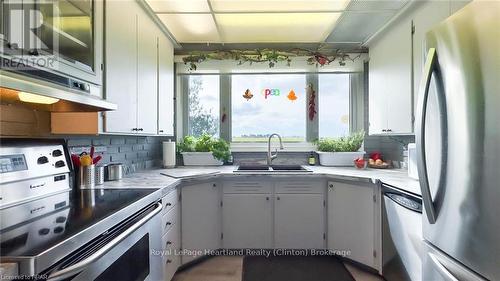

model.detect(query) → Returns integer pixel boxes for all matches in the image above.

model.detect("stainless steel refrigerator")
[416,1,499,280]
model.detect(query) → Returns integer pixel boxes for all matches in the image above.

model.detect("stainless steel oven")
[1,0,103,87]
[44,202,164,281]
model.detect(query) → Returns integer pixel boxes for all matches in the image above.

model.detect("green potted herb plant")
[177,134,231,166]
[314,131,365,166]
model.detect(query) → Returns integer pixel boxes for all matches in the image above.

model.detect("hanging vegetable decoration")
[307,83,317,121]
[287,90,298,101]
[243,89,253,101]
[182,48,362,71]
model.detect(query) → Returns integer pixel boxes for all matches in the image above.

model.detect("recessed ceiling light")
[216,13,341,43]
[210,0,351,12]
[158,14,220,42]
[146,0,210,13]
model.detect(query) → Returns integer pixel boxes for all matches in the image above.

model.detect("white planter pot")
[317,151,366,167]
[181,152,223,166]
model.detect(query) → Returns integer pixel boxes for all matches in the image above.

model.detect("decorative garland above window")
[182,48,362,71]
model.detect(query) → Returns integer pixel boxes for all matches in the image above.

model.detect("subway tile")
[67,138,91,147]
[119,146,132,153]
[132,144,144,151]
[126,137,138,144]
[110,138,126,145]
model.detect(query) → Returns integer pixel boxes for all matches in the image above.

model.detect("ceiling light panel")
[210,0,351,12]
[216,13,341,43]
[158,14,220,42]
[146,0,210,13]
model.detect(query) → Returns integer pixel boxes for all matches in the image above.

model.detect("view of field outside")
[231,74,306,142]
[318,73,350,138]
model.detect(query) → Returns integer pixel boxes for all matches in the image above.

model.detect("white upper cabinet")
[137,11,158,134]
[158,35,175,136]
[368,18,413,135]
[104,0,175,135]
[104,1,137,134]
[368,0,471,135]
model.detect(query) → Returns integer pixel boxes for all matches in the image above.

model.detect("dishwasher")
[382,183,423,281]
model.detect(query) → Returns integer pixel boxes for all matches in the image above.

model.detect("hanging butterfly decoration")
[287,90,298,101]
[243,89,253,101]
[221,107,227,123]
[307,84,317,121]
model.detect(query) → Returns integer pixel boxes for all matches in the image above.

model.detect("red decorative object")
[307,84,317,121]
[221,107,227,123]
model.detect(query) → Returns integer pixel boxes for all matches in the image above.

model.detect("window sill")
[230,142,316,152]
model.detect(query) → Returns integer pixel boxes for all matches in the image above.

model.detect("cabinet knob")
[159,130,164,133]
[266,197,269,201]
[382,129,387,132]
[166,259,172,264]
[212,183,217,187]
[166,222,172,226]
[387,129,392,132]
[166,202,172,207]
[132,128,137,131]
[277,196,280,200]
[166,241,172,245]
[138,128,144,131]
[329,184,334,188]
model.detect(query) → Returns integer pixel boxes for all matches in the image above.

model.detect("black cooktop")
[0,189,157,257]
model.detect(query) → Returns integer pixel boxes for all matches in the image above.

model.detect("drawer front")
[162,189,179,214]
[223,181,272,194]
[162,223,180,252]
[275,181,324,194]
[163,254,180,281]
[162,205,179,234]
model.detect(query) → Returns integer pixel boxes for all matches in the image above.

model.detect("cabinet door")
[222,194,272,249]
[181,182,220,264]
[368,19,412,134]
[104,0,137,133]
[157,35,174,135]
[274,194,325,249]
[136,11,158,134]
[327,181,376,267]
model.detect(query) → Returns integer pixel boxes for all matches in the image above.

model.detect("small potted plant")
[177,134,231,166]
[314,131,365,166]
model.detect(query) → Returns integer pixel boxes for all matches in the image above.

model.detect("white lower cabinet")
[327,181,377,268]
[222,194,273,249]
[162,224,180,281]
[181,182,221,264]
[274,194,325,249]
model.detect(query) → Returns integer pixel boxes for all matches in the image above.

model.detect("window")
[231,74,306,142]
[187,75,220,137]
[318,74,350,138]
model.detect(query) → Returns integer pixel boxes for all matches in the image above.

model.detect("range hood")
[0,71,117,112]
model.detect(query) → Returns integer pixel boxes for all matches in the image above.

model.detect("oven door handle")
[47,202,163,281]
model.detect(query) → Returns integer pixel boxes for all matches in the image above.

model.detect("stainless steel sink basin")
[235,165,311,172]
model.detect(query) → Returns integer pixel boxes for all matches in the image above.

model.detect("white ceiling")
[146,0,410,47]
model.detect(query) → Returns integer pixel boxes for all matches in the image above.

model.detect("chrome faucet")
[267,133,284,166]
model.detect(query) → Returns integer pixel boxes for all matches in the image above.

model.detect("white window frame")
[178,71,364,152]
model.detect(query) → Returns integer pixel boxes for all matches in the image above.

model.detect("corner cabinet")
[104,0,174,135]
[181,182,221,264]
[327,181,380,269]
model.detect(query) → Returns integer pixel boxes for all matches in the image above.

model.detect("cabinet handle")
[212,183,217,187]
[165,222,172,226]
[387,129,393,132]
[382,129,387,132]
[166,241,172,245]
[131,128,137,131]
[166,259,172,264]
[159,130,164,133]
[166,203,172,207]
[266,197,269,201]
[277,196,280,200]
[138,128,144,131]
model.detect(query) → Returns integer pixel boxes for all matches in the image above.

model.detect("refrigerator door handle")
[416,48,438,224]
[428,253,459,281]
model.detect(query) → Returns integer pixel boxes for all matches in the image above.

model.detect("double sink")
[235,164,312,173]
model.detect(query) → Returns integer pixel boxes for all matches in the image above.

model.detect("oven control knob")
[56,216,67,223]
[39,228,50,235]
[54,226,64,234]
[52,149,63,157]
[37,156,49,164]
[55,160,66,168]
